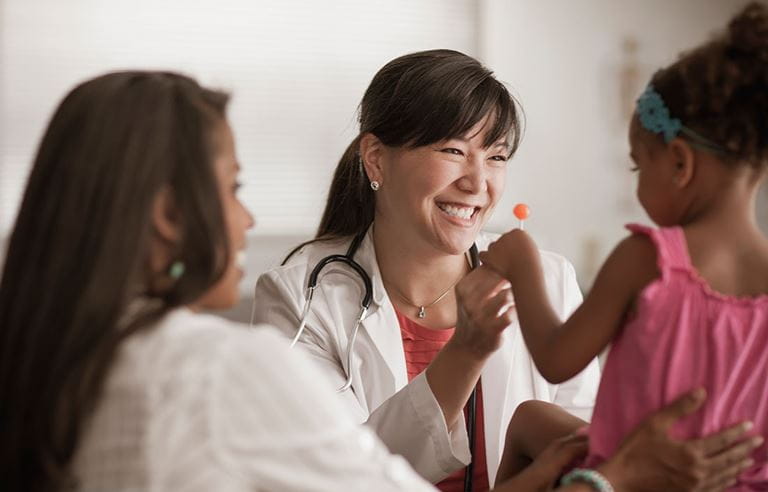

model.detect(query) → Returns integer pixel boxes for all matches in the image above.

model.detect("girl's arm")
[480,230,658,383]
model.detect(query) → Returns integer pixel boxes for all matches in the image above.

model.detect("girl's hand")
[598,389,762,491]
[480,229,540,284]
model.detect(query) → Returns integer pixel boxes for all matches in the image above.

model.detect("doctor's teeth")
[439,204,474,219]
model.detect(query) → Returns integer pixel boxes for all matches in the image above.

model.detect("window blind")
[0,0,478,236]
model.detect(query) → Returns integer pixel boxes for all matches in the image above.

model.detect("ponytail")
[281,135,374,264]
[316,135,374,238]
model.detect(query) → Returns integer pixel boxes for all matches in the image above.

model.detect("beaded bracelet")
[560,468,615,492]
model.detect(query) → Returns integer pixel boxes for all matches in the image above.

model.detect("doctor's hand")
[452,265,514,358]
[425,265,514,432]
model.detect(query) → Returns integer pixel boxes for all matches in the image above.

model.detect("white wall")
[1,1,760,322]
[479,0,751,287]
[0,0,478,299]
[0,0,478,236]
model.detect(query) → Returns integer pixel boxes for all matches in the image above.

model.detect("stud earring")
[168,261,185,280]
[370,181,380,191]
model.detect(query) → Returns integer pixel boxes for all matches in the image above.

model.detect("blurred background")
[0,0,761,322]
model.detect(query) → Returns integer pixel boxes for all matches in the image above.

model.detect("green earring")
[168,261,185,280]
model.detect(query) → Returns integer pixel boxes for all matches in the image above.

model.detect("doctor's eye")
[441,148,465,156]
[629,166,640,173]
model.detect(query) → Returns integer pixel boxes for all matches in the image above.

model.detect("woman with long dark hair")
[0,71,437,491]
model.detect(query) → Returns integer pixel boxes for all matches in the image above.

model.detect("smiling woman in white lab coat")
[252,49,600,489]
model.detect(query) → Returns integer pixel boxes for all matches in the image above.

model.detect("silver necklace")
[388,279,460,319]
[385,253,472,319]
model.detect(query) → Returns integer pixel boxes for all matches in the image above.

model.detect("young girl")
[483,2,768,489]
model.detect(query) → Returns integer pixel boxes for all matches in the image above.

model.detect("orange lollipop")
[513,203,530,230]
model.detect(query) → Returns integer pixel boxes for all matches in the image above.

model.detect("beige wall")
[1,1,762,323]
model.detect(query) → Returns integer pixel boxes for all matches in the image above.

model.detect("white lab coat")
[252,228,600,486]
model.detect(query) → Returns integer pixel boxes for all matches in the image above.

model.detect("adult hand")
[425,265,514,431]
[530,433,590,490]
[494,433,589,492]
[598,389,761,491]
[451,265,514,358]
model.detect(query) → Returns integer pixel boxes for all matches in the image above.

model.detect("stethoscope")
[291,230,480,492]
[290,231,372,392]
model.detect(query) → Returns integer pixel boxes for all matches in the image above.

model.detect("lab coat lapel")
[475,231,522,485]
[481,320,519,486]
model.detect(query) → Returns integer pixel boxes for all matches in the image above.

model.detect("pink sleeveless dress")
[584,224,768,490]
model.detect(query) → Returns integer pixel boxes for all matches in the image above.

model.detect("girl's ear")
[359,132,386,185]
[668,138,696,188]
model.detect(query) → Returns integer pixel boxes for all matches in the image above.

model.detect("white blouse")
[72,308,434,491]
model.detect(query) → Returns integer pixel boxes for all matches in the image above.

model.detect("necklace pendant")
[417,306,426,319]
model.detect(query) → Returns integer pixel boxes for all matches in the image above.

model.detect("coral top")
[585,224,768,490]
[396,311,490,491]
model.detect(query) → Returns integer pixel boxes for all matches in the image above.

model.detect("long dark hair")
[283,49,522,263]
[650,2,768,167]
[0,71,230,490]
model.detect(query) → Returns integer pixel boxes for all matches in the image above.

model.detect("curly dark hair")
[651,2,768,167]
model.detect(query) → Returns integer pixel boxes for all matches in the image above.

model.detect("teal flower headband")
[636,85,727,153]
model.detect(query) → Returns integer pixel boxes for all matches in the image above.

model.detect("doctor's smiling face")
[315,50,520,252]
[362,114,509,255]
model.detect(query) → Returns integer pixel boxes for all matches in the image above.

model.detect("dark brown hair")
[651,2,768,166]
[0,71,230,490]
[283,49,521,263]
